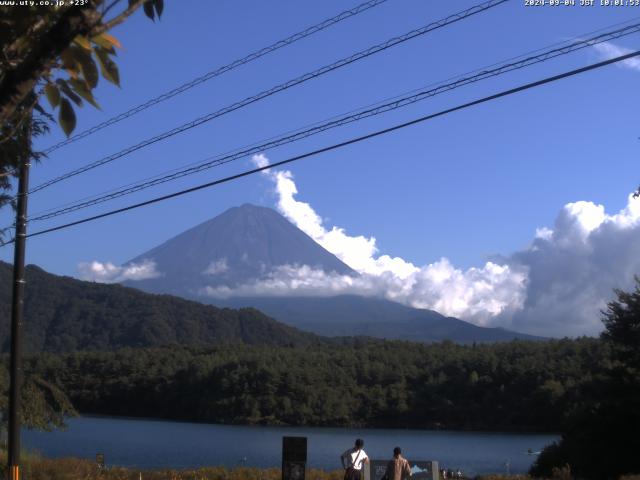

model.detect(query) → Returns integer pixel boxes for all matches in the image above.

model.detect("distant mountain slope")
[0,262,320,353]
[216,295,546,343]
[126,203,354,297]
[119,203,543,344]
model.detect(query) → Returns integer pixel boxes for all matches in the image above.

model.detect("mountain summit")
[123,203,542,343]
[126,203,354,297]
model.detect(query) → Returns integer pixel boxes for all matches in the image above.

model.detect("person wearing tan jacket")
[383,447,412,480]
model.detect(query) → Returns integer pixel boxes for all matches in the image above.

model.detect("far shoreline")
[67,413,561,436]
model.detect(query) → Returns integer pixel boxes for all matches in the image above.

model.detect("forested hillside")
[0,262,320,352]
[25,337,605,431]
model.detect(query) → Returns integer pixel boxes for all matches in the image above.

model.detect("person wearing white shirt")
[341,438,369,480]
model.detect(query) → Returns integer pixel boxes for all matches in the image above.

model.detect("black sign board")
[96,453,105,469]
[370,459,439,480]
[282,436,307,480]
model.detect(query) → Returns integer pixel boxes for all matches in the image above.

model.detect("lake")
[22,416,557,477]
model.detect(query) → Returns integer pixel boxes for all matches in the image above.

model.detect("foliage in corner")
[602,275,640,371]
[0,0,164,224]
[0,0,163,140]
[531,277,640,480]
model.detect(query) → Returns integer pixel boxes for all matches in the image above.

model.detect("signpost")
[282,436,307,480]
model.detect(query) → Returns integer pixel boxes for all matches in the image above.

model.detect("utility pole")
[7,150,31,480]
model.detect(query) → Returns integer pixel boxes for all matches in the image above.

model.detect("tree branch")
[2,8,72,65]
[91,0,146,36]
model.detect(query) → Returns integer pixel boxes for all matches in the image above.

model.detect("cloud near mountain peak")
[241,154,640,338]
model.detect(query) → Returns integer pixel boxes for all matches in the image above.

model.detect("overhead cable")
[41,0,391,154]
[28,21,640,222]
[7,49,636,244]
[29,0,508,194]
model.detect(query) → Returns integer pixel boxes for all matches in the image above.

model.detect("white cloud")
[404,259,527,323]
[77,260,160,283]
[592,42,640,72]
[203,258,228,275]
[201,260,526,326]
[247,155,528,322]
[243,154,640,338]
[252,153,271,171]
[535,227,553,241]
[251,154,418,279]
[508,195,640,337]
[202,264,359,298]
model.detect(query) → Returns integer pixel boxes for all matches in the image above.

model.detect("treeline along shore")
[18,337,605,431]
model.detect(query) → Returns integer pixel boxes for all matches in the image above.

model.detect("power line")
[27,21,640,223]
[8,49,637,244]
[28,0,508,195]
[41,0,391,155]
[27,15,640,221]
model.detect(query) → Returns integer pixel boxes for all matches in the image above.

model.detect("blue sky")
[2,0,640,336]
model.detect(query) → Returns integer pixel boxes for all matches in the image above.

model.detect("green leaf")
[56,79,83,106]
[153,0,163,18]
[95,48,120,87]
[143,0,155,21]
[44,84,60,109]
[59,98,76,137]
[68,78,101,109]
[71,46,99,89]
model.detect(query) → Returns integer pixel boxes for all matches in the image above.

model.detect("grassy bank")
[5,455,640,480]
[8,456,343,480]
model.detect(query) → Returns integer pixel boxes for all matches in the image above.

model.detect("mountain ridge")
[0,261,322,353]
[214,295,546,343]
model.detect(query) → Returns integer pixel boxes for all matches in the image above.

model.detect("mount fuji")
[124,204,542,343]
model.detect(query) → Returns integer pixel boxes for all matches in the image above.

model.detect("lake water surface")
[23,416,557,477]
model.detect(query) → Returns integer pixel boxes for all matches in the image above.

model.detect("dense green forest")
[0,262,322,352]
[21,338,605,432]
